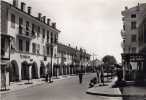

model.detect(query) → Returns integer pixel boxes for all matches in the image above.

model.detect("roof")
[1,1,60,33]
[57,43,91,58]
[122,3,146,16]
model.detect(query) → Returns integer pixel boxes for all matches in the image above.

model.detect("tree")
[102,55,117,74]
[102,55,117,65]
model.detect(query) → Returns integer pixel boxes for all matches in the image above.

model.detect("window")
[131,14,136,18]
[32,24,35,36]
[131,34,136,42]
[123,39,125,43]
[131,21,136,30]
[26,40,30,52]
[131,47,136,53]
[43,46,46,55]
[37,26,40,37]
[51,32,53,43]
[19,17,23,25]
[32,43,36,53]
[37,44,40,54]
[54,34,58,43]
[26,21,29,30]
[19,39,23,51]
[123,24,125,31]
[42,29,45,38]
[47,46,49,55]
[11,14,15,28]
[47,30,49,42]
[1,37,5,56]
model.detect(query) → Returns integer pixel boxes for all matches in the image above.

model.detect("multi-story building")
[0,0,91,90]
[56,43,91,76]
[138,16,146,79]
[1,0,60,89]
[121,3,146,81]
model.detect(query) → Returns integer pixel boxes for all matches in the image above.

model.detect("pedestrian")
[100,65,104,85]
[48,70,52,83]
[78,65,83,84]
[79,73,83,84]
[96,66,100,83]
[45,73,49,82]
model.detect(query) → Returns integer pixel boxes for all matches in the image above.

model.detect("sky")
[4,0,146,62]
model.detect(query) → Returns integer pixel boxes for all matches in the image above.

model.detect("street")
[1,73,115,100]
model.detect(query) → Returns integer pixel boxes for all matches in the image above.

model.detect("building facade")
[0,0,91,89]
[121,3,146,81]
[56,43,91,76]
[1,0,60,89]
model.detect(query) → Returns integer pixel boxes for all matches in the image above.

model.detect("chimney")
[43,16,46,23]
[47,18,51,26]
[137,3,140,11]
[38,13,42,21]
[21,2,26,11]
[52,22,56,29]
[13,0,18,7]
[27,6,31,15]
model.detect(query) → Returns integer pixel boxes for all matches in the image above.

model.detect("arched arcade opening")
[9,60,19,82]
[31,62,39,79]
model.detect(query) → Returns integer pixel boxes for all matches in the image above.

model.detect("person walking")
[48,69,52,83]
[96,65,100,83]
[45,72,49,82]
[100,65,105,86]
[78,65,83,84]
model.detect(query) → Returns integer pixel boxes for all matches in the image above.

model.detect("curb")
[0,75,73,95]
[86,90,146,98]
[0,82,45,95]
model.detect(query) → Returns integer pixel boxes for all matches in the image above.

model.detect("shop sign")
[20,54,30,59]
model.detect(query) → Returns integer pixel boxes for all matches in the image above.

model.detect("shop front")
[121,53,145,81]
[1,34,13,91]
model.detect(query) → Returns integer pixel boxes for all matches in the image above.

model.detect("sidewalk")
[86,77,122,100]
[121,86,146,100]
[86,77,146,100]
[0,75,74,95]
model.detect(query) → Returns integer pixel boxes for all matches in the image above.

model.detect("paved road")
[1,73,115,100]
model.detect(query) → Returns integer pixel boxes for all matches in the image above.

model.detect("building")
[0,0,91,90]
[121,3,146,81]
[138,17,146,79]
[56,43,91,76]
[1,0,60,89]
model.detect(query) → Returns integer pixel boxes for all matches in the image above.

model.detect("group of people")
[77,65,105,86]
[89,65,105,88]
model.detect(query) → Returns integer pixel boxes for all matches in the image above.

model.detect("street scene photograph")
[0,0,146,100]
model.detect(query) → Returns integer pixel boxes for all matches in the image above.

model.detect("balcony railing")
[17,25,33,39]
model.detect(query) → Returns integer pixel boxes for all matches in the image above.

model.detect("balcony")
[121,29,126,39]
[17,25,35,39]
